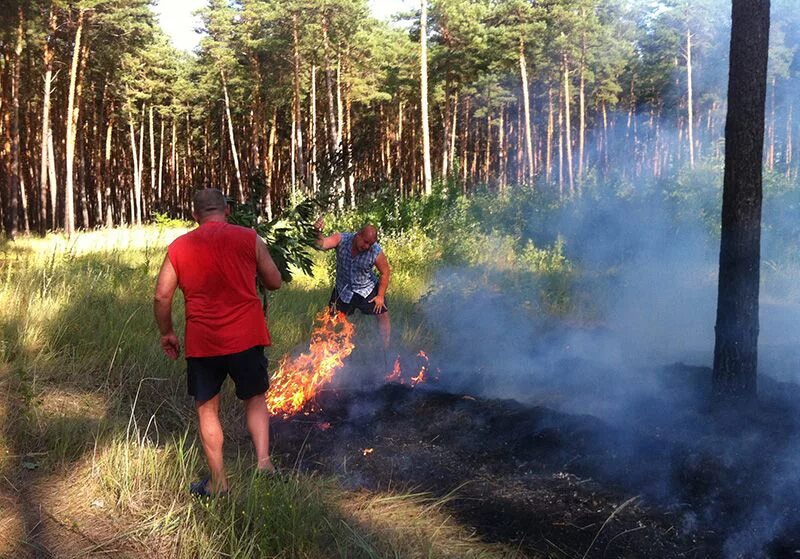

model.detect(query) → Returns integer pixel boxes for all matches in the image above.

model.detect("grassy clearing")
[1,222,561,557]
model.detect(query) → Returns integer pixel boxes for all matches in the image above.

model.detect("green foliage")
[228,172,327,283]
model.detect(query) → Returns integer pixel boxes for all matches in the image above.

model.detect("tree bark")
[7,6,25,236]
[221,70,243,202]
[563,54,575,195]
[420,0,432,195]
[39,7,57,233]
[519,38,534,184]
[292,13,305,191]
[712,0,770,403]
[65,9,85,237]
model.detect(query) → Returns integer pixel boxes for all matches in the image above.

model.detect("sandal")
[189,477,228,498]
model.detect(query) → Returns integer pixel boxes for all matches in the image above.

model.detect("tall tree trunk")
[311,64,318,193]
[686,27,695,169]
[712,0,770,403]
[322,17,339,185]
[149,105,156,206]
[39,7,57,234]
[547,87,554,184]
[579,21,586,180]
[563,54,575,195]
[292,14,305,191]
[48,130,57,228]
[346,85,354,209]
[449,91,458,174]
[786,103,793,177]
[138,115,145,221]
[65,9,85,237]
[128,111,141,225]
[336,56,345,208]
[558,86,564,196]
[519,38,535,184]
[221,70,243,202]
[420,0,432,195]
[105,117,113,227]
[158,117,165,203]
[7,7,25,236]
[265,108,276,219]
[767,76,775,170]
[397,99,404,197]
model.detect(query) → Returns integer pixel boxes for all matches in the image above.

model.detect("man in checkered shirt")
[314,218,392,347]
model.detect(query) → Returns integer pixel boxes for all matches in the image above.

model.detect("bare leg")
[378,311,391,349]
[244,393,274,472]
[195,394,228,493]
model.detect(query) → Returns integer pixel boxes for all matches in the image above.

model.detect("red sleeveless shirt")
[167,221,271,357]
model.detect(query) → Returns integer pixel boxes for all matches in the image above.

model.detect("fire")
[385,350,433,387]
[362,448,374,456]
[267,310,355,417]
[385,357,403,383]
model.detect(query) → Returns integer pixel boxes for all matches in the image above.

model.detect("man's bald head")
[359,225,378,244]
[192,189,228,222]
[353,224,379,254]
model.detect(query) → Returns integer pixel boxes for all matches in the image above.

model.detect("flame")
[385,350,432,387]
[362,448,374,456]
[267,310,355,416]
[385,357,403,383]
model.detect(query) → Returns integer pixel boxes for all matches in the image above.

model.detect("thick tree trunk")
[712,0,770,403]
[420,0,432,195]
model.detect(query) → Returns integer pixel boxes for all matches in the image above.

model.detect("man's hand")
[369,293,386,313]
[160,332,181,360]
[314,217,324,232]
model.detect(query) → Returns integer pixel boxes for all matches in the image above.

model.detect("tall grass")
[1,221,554,557]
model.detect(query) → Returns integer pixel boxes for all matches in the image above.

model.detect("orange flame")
[385,357,403,383]
[267,310,355,417]
[385,350,432,386]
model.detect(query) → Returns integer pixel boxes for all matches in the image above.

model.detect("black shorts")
[329,285,388,316]
[186,345,269,402]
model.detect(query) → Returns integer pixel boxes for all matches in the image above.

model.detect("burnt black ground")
[270,363,800,558]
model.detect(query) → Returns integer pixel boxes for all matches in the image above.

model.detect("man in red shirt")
[154,188,282,496]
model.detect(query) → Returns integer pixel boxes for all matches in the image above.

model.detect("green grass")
[0,221,568,557]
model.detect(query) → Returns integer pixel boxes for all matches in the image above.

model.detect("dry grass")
[0,225,525,558]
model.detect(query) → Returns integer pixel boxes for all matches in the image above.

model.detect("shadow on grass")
[1,246,439,557]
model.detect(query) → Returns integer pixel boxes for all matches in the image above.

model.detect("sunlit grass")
[0,223,566,557]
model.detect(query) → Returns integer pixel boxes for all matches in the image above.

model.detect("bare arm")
[314,217,341,251]
[369,251,392,312]
[154,254,180,359]
[256,236,282,290]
